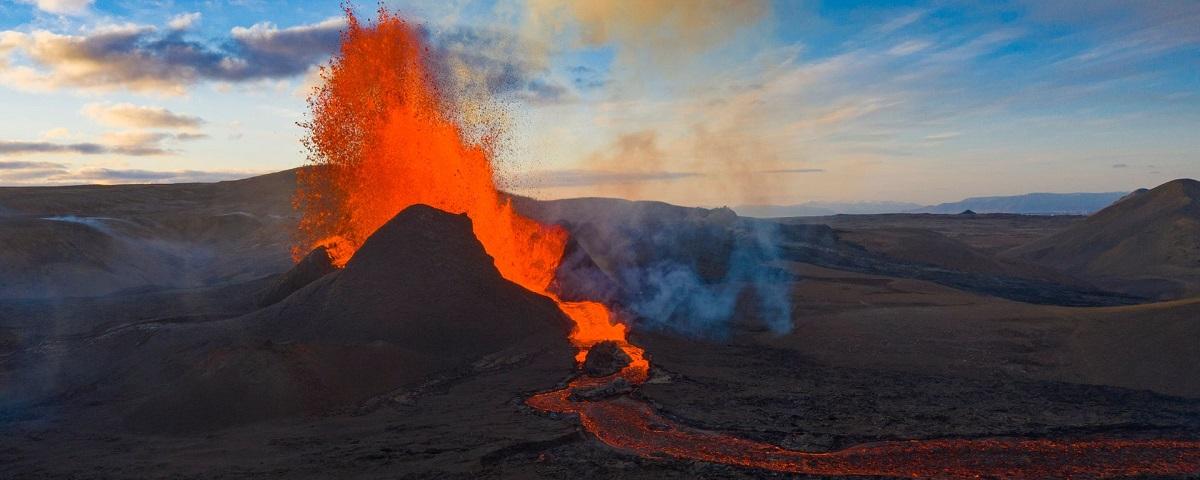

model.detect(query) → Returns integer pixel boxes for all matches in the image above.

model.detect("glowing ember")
[296,8,1199,479]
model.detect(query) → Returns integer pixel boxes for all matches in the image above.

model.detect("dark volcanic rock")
[570,377,633,401]
[257,246,336,307]
[583,340,632,377]
[17,204,577,433]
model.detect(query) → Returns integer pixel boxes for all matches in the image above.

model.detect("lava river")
[528,362,1200,478]
[297,8,1200,479]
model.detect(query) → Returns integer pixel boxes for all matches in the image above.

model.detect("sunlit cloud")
[82,103,204,130]
[167,12,201,30]
[0,17,345,94]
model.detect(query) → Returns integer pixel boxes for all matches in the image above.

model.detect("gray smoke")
[519,197,793,339]
[614,217,792,338]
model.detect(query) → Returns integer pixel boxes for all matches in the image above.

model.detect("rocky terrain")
[2,172,1199,478]
[0,170,296,298]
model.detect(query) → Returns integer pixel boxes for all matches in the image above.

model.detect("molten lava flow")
[296,8,1198,479]
[292,7,640,367]
[528,381,1200,478]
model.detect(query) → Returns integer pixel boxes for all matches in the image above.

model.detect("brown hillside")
[1007,179,1200,298]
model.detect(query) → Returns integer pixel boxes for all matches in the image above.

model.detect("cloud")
[0,17,344,94]
[70,168,252,183]
[167,12,201,30]
[82,102,204,129]
[0,160,67,170]
[0,119,207,159]
[40,127,70,140]
[0,164,260,185]
[924,132,961,141]
[101,129,206,149]
[16,0,92,16]
[0,160,70,182]
[789,98,893,131]
[761,168,824,174]
[877,10,926,34]
[174,132,208,141]
[0,140,168,156]
[98,130,169,148]
[227,17,345,79]
[888,39,931,56]
[1,141,106,155]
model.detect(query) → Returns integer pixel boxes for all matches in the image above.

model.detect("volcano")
[5,6,1200,479]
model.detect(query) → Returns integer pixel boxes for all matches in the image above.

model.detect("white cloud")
[40,127,71,140]
[888,40,931,56]
[82,102,205,130]
[168,12,202,30]
[17,0,93,16]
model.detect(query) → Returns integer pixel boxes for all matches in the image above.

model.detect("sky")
[0,0,1196,206]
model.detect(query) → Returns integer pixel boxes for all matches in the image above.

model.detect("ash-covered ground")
[2,171,1199,479]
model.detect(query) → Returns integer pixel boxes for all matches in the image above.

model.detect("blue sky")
[0,0,1196,205]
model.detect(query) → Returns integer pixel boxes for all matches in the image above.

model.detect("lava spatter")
[292,6,635,360]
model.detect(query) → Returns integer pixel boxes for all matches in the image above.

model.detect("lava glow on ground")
[527,364,1200,479]
[295,8,1200,479]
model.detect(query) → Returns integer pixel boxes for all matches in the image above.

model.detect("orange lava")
[292,7,635,362]
[528,363,1200,478]
[297,8,1198,479]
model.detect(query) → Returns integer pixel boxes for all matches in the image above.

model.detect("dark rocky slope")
[3,205,575,433]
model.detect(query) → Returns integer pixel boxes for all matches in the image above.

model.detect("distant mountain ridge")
[736,191,1130,217]
[914,192,1129,215]
[733,201,924,218]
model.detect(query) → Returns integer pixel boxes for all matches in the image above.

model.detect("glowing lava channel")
[295,8,1200,479]
[527,367,1200,478]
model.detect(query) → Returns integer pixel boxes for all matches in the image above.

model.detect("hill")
[1007,179,1200,298]
[0,169,298,298]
